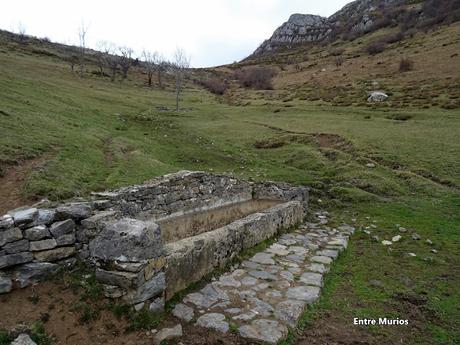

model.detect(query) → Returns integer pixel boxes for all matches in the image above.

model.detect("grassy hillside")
[221,22,460,109]
[0,28,459,344]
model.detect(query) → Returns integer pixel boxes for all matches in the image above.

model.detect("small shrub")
[330,48,345,56]
[201,77,228,95]
[383,31,404,44]
[366,41,386,55]
[335,56,345,67]
[399,57,414,72]
[235,66,277,90]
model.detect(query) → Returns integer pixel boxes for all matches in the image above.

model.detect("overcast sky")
[1,0,351,67]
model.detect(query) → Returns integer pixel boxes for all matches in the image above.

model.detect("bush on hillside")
[366,40,386,55]
[201,77,228,95]
[399,57,414,72]
[235,66,277,90]
[382,31,405,44]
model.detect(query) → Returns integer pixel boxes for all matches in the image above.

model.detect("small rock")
[275,299,305,327]
[408,253,417,257]
[366,163,376,168]
[286,286,320,303]
[372,235,380,242]
[0,215,14,230]
[0,273,12,293]
[367,91,388,102]
[196,313,229,333]
[154,324,182,345]
[368,279,383,288]
[149,297,165,314]
[250,252,275,265]
[134,302,145,311]
[426,239,433,245]
[399,227,407,233]
[300,272,323,287]
[392,235,402,242]
[311,256,332,265]
[381,240,392,246]
[431,249,438,254]
[238,319,287,344]
[9,208,38,226]
[11,334,37,345]
[412,233,421,241]
[24,226,50,241]
[172,303,194,322]
[241,276,258,286]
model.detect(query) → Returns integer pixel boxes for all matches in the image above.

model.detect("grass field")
[1,43,459,344]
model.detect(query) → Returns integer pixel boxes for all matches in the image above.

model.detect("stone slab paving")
[171,213,355,344]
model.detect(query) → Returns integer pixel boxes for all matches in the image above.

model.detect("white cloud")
[0,0,350,67]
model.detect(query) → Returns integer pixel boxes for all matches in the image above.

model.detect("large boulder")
[89,218,163,262]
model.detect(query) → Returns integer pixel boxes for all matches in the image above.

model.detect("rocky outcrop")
[252,0,404,56]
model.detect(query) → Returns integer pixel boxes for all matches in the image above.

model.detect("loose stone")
[172,303,194,322]
[238,319,287,344]
[196,313,229,333]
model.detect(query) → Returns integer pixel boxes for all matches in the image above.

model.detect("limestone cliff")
[253,0,404,56]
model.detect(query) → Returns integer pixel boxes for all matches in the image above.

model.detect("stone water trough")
[0,171,308,311]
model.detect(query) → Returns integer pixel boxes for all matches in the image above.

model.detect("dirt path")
[0,156,49,214]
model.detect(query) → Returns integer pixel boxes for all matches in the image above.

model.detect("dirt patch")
[0,279,255,345]
[0,155,50,214]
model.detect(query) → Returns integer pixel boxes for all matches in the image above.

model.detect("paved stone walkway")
[170,212,355,344]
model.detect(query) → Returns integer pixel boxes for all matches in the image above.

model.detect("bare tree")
[171,48,190,111]
[142,50,157,87]
[98,41,118,81]
[118,46,133,80]
[154,53,167,89]
[77,21,89,76]
[17,22,27,42]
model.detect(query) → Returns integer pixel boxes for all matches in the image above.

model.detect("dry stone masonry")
[0,171,309,315]
[171,212,354,344]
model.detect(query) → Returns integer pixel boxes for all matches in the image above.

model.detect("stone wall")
[164,201,305,299]
[0,171,309,312]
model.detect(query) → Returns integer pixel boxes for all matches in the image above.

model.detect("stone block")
[24,226,51,241]
[123,272,165,305]
[56,203,92,220]
[89,218,163,262]
[50,219,75,238]
[33,246,75,262]
[14,262,59,288]
[3,239,29,254]
[0,252,33,269]
[30,238,57,252]
[0,227,23,246]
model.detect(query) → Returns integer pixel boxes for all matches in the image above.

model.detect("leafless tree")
[77,21,89,76]
[171,48,190,111]
[154,53,167,89]
[118,46,133,80]
[99,41,118,81]
[142,50,158,87]
[17,22,27,42]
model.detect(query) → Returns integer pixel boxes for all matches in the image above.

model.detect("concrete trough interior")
[156,199,281,243]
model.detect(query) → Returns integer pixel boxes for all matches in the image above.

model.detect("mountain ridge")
[251,0,459,56]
